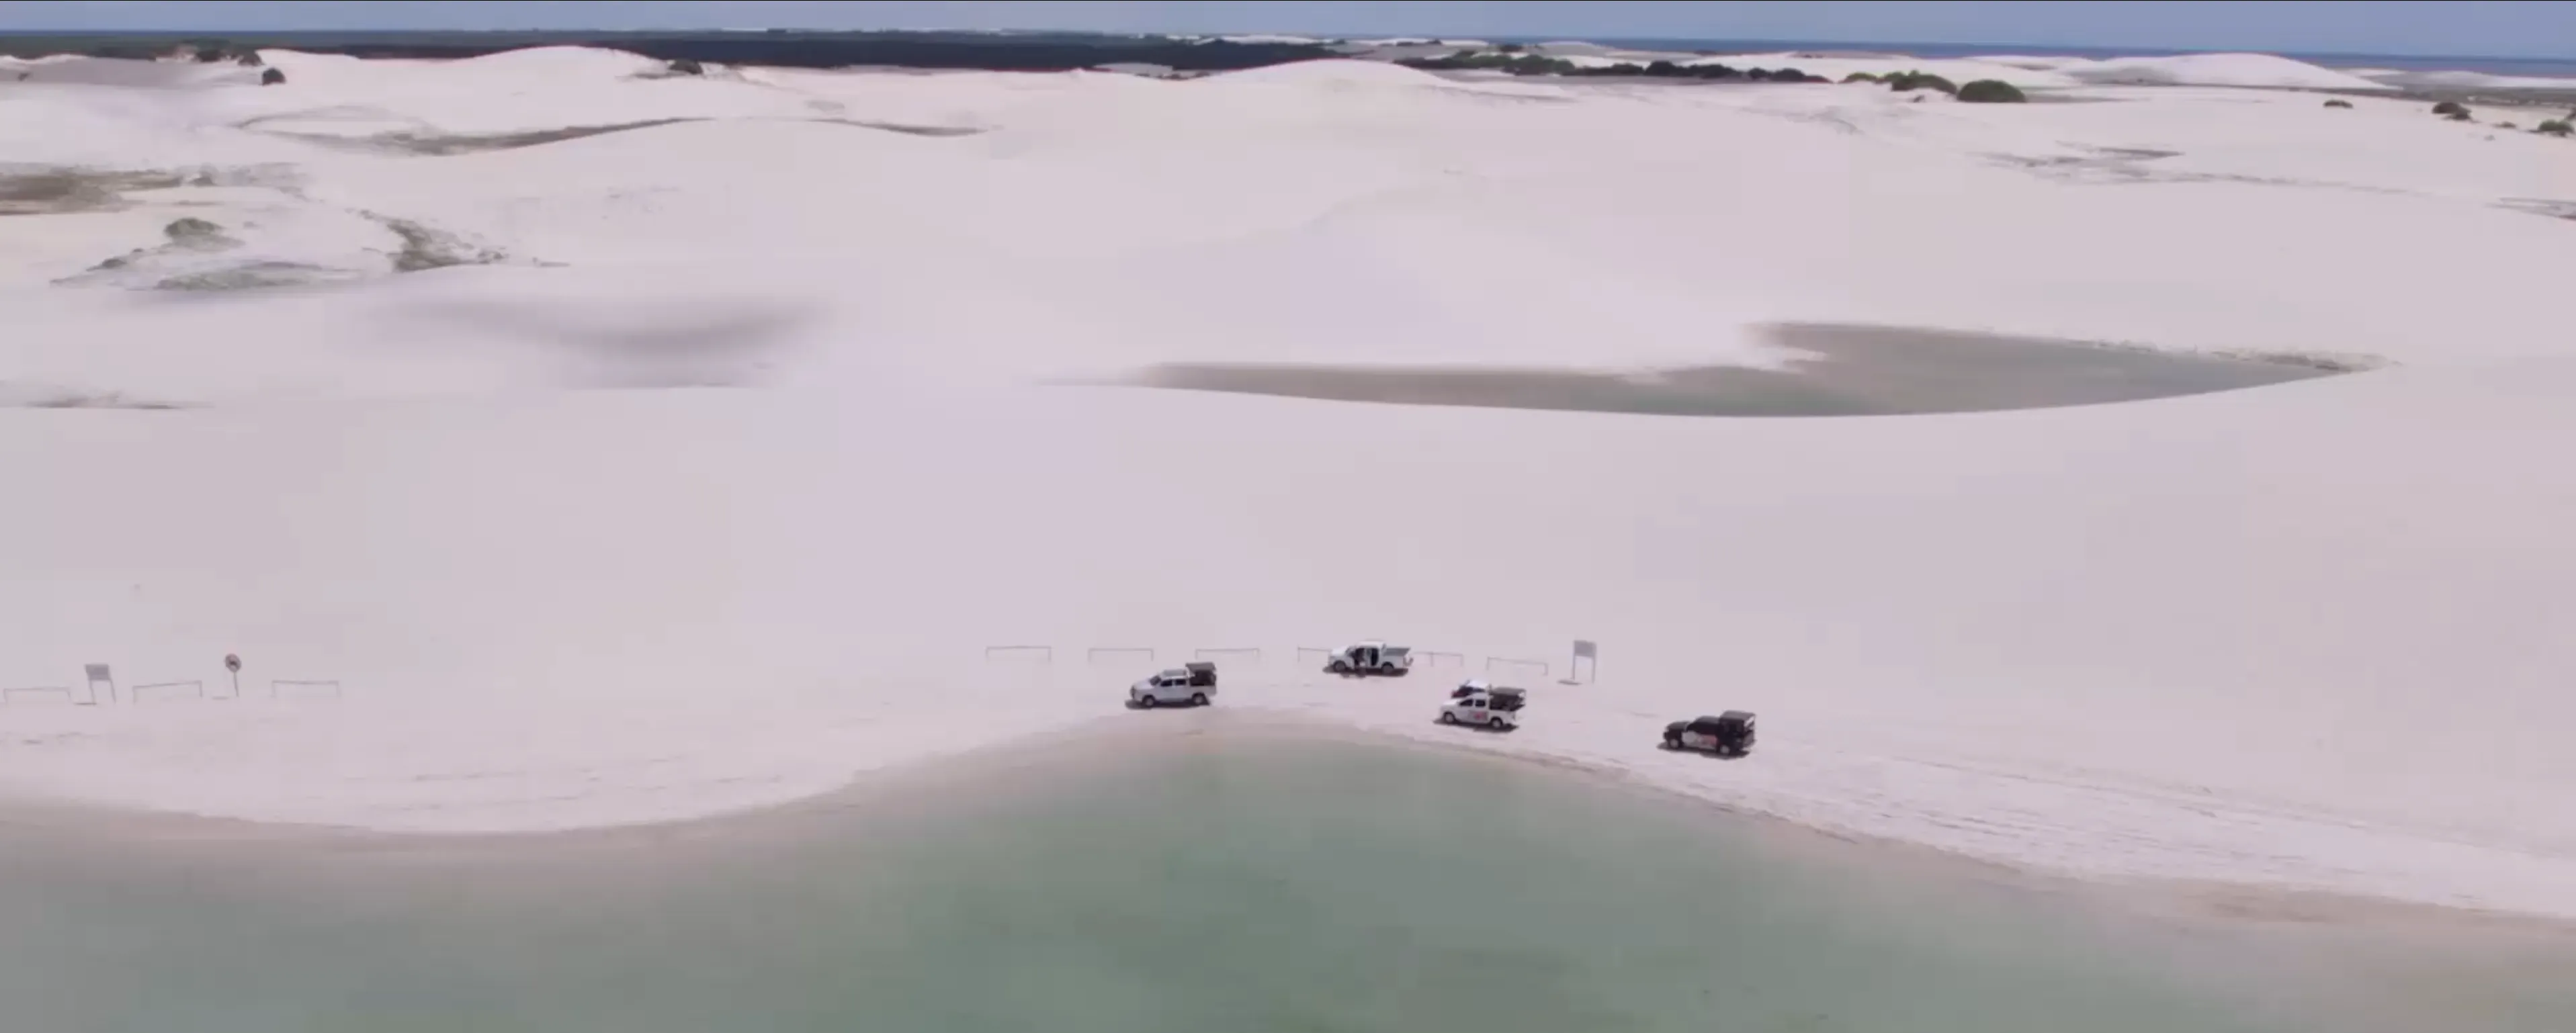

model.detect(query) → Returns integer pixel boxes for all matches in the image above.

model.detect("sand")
[3,48,2575,922]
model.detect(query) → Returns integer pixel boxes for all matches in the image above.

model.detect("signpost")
[224,653,242,701]
[1562,640,1597,685]
[83,664,114,706]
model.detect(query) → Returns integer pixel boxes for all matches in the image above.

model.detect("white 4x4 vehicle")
[1325,641,1412,678]
[1439,687,1524,731]
[1129,662,1216,709]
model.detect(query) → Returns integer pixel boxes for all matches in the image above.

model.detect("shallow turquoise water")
[0,725,2567,1032]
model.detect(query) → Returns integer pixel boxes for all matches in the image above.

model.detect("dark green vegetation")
[0,30,1339,72]
[161,217,228,245]
[1397,50,1822,82]
[1957,79,2028,103]
[2432,100,2472,120]
[1882,70,1961,95]
[2539,119,2573,137]
[2325,99,2355,109]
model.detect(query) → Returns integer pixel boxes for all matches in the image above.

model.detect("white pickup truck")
[1325,641,1412,678]
[1439,686,1524,731]
[1129,661,1217,708]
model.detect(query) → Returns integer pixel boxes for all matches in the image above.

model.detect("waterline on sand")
[1,717,2567,1033]
[1122,322,2359,418]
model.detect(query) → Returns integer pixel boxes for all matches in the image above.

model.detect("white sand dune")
[1686,51,2395,91]
[5,47,2576,917]
[1975,52,2398,91]
[2057,53,2397,90]
[2345,66,2576,91]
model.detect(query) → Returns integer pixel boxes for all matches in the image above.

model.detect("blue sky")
[3,1,2573,59]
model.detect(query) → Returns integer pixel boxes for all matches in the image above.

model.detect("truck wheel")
[1439,712,1457,725]
[1662,735,1680,750]
[1191,693,1208,707]
[1138,695,1158,709]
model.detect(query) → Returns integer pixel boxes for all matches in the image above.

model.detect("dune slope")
[4,49,2576,917]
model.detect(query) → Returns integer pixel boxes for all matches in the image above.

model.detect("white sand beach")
[3,46,2574,919]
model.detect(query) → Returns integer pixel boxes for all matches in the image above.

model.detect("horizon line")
[0,26,2569,64]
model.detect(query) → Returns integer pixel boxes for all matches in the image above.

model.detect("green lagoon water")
[1,723,2568,1033]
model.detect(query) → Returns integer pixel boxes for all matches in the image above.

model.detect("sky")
[2,1,2574,60]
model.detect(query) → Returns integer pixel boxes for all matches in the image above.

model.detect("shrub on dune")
[2432,100,2470,120]
[1957,79,2027,103]
[1396,51,1576,75]
[2323,98,2354,109]
[2538,120,2573,137]
[1843,71,1881,83]
[1397,52,1817,83]
[666,58,705,75]
[1885,71,1959,95]
[260,67,285,86]
[163,217,224,243]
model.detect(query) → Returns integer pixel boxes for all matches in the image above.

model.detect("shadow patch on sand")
[0,167,188,215]
[396,298,810,389]
[0,382,191,410]
[244,116,984,156]
[0,56,258,89]
[826,117,987,138]
[60,216,243,279]
[1983,146,2410,195]
[2496,197,2576,221]
[1122,322,2362,418]
[1,163,303,216]
[361,212,511,272]
[151,261,361,292]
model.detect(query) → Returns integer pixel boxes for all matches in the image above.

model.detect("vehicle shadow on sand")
[1655,742,1749,760]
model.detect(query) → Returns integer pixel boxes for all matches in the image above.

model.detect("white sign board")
[85,664,111,681]
[1563,640,1598,685]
